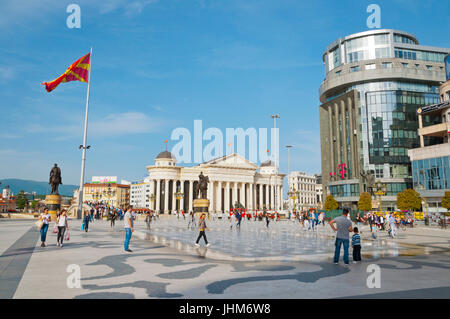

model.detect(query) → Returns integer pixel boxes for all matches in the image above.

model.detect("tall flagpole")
[77,47,93,219]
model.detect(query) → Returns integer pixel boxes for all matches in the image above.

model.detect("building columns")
[171,180,177,213]
[208,180,214,211]
[163,179,169,214]
[240,183,245,208]
[180,180,185,212]
[189,180,193,212]
[217,181,222,212]
[156,179,161,212]
[233,182,238,208]
[225,182,230,213]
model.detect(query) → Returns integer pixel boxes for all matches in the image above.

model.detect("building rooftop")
[156,151,175,159]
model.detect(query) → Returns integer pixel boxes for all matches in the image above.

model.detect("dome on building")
[155,151,175,160]
[260,160,275,167]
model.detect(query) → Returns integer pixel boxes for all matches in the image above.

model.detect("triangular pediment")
[201,153,258,169]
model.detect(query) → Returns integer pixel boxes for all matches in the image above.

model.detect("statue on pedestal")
[193,172,210,214]
[360,170,375,195]
[196,172,209,199]
[49,163,62,195]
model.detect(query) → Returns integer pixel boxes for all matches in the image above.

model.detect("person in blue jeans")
[123,206,134,252]
[83,212,90,232]
[329,208,354,265]
[39,208,51,247]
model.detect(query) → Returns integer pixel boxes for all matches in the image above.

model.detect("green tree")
[441,191,450,211]
[31,200,39,210]
[324,194,339,211]
[397,189,421,212]
[358,192,372,212]
[15,190,28,210]
[233,201,244,210]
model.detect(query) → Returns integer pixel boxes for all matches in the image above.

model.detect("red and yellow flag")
[41,53,90,92]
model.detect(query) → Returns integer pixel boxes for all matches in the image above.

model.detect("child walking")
[352,227,362,263]
[195,213,210,247]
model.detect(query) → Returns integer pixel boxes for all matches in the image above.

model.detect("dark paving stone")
[82,280,183,298]
[158,265,217,279]
[206,263,350,294]
[340,286,450,299]
[0,225,38,298]
[74,292,135,299]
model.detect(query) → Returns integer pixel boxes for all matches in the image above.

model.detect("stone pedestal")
[45,194,62,220]
[193,199,209,217]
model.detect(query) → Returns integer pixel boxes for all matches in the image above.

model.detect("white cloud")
[90,112,164,137]
[26,111,168,139]
[0,66,15,83]
[0,133,22,139]
[124,0,158,16]
[199,42,322,70]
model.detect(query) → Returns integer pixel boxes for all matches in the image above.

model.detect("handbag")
[35,220,44,230]
[52,224,58,234]
[81,223,84,231]
[65,231,70,241]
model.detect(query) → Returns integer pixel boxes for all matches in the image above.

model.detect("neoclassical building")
[139,151,285,214]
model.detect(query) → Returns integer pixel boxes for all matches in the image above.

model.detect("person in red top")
[182,210,185,220]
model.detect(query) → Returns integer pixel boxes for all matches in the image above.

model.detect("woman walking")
[83,211,90,232]
[145,211,152,230]
[195,213,210,247]
[56,209,69,247]
[39,208,51,247]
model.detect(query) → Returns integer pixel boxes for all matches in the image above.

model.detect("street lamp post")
[174,187,184,215]
[271,114,280,211]
[149,193,156,210]
[288,187,300,212]
[373,181,386,213]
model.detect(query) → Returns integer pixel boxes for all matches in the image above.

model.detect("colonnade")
[149,179,283,213]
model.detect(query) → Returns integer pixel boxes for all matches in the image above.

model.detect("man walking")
[329,208,354,265]
[124,205,134,252]
[389,214,397,238]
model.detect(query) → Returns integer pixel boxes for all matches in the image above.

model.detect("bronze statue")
[360,170,375,195]
[196,171,209,199]
[49,163,62,195]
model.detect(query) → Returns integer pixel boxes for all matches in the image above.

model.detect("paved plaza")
[134,215,450,261]
[0,217,449,299]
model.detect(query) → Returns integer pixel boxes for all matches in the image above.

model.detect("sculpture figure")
[49,163,62,195]
[196,172,209,199]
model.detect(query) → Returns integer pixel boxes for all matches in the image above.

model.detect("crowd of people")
[35,202,419,265]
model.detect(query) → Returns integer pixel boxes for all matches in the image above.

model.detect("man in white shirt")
[124,206,134,252]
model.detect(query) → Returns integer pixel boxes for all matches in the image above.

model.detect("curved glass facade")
[412,156,450,190]
[323,30,448,74]
[321,30,450,207]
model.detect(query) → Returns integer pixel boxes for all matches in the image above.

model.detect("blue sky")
[1,0,449,187]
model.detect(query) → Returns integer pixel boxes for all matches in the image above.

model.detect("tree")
[31,200,39,210]
[397,189,421,212]
[233,202,244,210]
[358,192,372,212]
[15,190,28,210]
[441,191,450,211]
[324,194,339,211]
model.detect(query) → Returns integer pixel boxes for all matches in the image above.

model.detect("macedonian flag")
[41,53,90,92]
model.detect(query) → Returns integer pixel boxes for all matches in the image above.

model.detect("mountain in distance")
[0,179,78,197]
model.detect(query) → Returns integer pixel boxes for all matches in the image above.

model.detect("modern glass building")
[408,77,450,214]
[319,29,450,210]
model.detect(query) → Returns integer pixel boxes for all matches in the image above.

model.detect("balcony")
[408,143,450,161]
[419,122,450,138]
